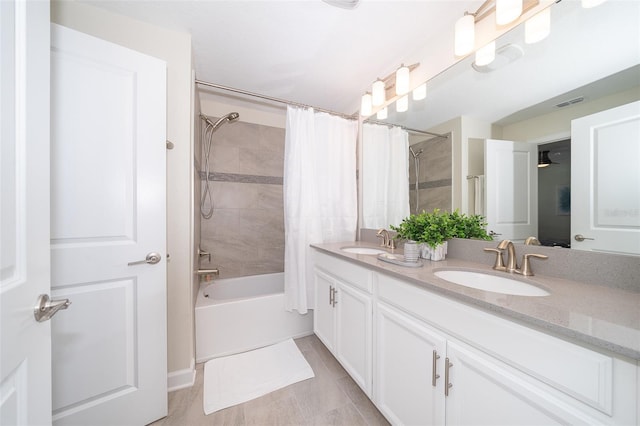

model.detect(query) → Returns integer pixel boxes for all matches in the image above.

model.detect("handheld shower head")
[201,112,240,131]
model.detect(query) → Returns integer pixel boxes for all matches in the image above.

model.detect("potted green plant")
[391,209,492,261]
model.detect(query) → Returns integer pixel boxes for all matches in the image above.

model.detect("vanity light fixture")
[412,83,427,101]
[395,65,410,96]
[475,41,496,66]
[396,95,409,113]
[496,0,523,25]
[360,92,372,116]
[376,106,388,120]
[372,79,386,106]
[525,7,550,43]
[455,13,475,56]
[581,0,607,8]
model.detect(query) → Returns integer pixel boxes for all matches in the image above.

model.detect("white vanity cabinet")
[313,252,373,396]
[376,272,638,426]
[375,302,446,425]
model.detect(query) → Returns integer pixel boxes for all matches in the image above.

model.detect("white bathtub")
[195,272,314,362]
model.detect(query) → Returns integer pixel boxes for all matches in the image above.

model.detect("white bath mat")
[203,338,314,415]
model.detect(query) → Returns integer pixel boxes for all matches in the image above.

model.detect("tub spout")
[197,269,219,276]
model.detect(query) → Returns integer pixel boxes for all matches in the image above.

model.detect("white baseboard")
[167,359,196,392]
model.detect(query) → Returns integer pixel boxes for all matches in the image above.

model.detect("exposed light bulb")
[360,93,372,116]
[475,41,495,66]
[396,95,408,113]
[581,0,607,8]
[376,107,388,120]
[395,65,410,96]
[372,79,386,106]
[412,83,427,101]
[454,14,475,56]
[496,0,523,26]
[525,8,551,44]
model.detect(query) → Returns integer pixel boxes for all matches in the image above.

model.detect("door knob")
[34,294,71,322]
[574,234,595,242]
[128,252,162,266]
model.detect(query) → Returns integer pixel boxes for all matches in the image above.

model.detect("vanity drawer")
[313,251,372,293]
[375,272,627,417]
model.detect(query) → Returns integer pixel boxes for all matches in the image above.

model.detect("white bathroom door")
[50,24,168,425]
[1,2,53,425]
[571,101,640,255]
[485,139,538,241]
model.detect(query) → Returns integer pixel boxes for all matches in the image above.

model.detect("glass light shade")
[496,0,523,25]
[372,79,386,106]
[454,14,475,56]
[360,93,372,116]
[412,83,427,101]
[525,8,550,44]
[376,107,388,120]
[581,0,607,8]
[395,65,410,96]
[396,95,408,113]
[475,41,496,66]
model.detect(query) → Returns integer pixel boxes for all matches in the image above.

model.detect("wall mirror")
[362,0,640,253]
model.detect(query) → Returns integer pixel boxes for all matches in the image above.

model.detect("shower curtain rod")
[365,119,448,139]
[195,79,358,121]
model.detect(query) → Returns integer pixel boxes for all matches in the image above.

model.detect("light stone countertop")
[311,241,640,361]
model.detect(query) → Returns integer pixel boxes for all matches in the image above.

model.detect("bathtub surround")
[199,118,286,279]
[284,106,359,313]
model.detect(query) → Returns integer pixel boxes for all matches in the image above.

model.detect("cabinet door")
[445,340,599,425]
[313,269,336,352]
[335,282,372,396]
[375,303,446,426]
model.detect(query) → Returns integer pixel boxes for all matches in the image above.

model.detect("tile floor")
[149,334,390,426]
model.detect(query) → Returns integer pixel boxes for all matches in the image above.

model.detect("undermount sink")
[434,270,550,297]
[340,246,387,255]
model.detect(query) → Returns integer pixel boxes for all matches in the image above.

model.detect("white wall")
[51,1,195,384]
[499,87,640,142]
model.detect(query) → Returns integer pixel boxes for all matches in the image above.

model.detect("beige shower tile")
[214,121,260,149]
[257,185,284,211]
[210,145,239,174]
[212,182,259,209]
[421,186,452,212]
[239,148,284,178]
[259,125,285,150]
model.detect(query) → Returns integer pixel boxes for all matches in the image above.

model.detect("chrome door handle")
[34,294,71,322]
[574,234,595,242]
[128,252,161,266]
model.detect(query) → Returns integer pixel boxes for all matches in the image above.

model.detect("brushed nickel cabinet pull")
[432,350,441,387]
[329,285,334,306]
[332,288,338,307]
[445,357,453,396]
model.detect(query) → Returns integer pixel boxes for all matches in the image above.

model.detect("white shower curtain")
[283,106,358,314]
[361,123,410,229]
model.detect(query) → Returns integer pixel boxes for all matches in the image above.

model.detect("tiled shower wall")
[408,133,452,214]
[199,118,285,279]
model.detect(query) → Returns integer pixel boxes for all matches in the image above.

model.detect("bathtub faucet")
[197,268,219,276]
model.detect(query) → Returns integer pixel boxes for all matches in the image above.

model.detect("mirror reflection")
[363,0,640,254]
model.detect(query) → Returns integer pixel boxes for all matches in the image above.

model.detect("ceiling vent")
[555,96,585,108]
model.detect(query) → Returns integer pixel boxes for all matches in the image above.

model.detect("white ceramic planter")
[420,241,448,261]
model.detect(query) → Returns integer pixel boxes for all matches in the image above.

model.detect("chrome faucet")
[497,239,518,272]
[376,228,396,251]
